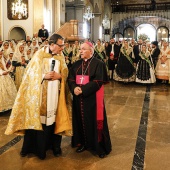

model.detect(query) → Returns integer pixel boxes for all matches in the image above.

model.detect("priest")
[5,34,72,160]
[68,42,112,158]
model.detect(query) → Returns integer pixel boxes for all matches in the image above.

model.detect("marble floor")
[1,81,170,170]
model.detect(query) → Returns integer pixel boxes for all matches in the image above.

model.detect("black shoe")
[99,153,106,158]
[20,151,27,157]
[76,145,86,153]
[38,154,46,160]
[53,148,62,157]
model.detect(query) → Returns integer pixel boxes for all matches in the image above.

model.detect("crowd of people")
[57,37,170,85]
[109,38,170,84]
[1,34,169,86]
[1,27,170,160]
[0,24,50,112]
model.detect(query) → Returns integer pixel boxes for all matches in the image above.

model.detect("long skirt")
[136,60,156,83]
[15,66,25,90]
[0,74,17,112]
[155,59,170,80]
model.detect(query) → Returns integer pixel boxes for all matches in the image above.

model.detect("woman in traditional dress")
[94,39,106,62]
[63,42,72,56]
[6,52,15,79]
[0,50,17,112]
[9,40,16,53]
[25,40,32,52]
[155,41,170,84]
[1,41,11,63]
[63,42,72,58]
[71,40,80,64]
[63,42,72,69]
[136,44,156,84]
[24,48,32,61]
[114,40,136,82]
[12,42,28,90]
[30,39,39,52]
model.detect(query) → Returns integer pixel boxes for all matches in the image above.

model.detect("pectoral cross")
[80,76,85,84]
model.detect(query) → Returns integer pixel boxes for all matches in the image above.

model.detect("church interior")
[0,0,170,170]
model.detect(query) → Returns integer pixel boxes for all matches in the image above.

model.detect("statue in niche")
[84,0,93,10]
[94,0,105,16]
[94,3,99,13]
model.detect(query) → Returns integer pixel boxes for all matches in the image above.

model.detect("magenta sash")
[76,75,89,85]
[96,85,104,142]
[76,74,104,142]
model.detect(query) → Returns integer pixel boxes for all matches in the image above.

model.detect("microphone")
[41,59,55,84]
[51,60,55,71]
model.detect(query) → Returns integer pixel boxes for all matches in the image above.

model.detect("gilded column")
[33,0,44,35]
[0,0,2,40]
[54,0,61,32]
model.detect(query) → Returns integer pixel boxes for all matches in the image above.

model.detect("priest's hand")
[44,71,61,81]
[51,71,62,80]
[74,87,82,96]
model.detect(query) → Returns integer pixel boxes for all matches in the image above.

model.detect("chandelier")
[11,0,27,19]
[158,29,166,34]
[83,6,95,21]
[162,29,166,34]
[158,29,161,33]
[102,14,110,28]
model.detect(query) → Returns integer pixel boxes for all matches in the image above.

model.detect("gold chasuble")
[5,49,72,136]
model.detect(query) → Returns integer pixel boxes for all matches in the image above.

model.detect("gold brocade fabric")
[5,49,72,136]
[53,55,72,136]
[15,66,25,90]
[40,80,48,116]
[0,75,17,112]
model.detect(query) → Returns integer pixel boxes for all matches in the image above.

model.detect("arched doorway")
[114,32,123,41]
[123,26,135,40]
[137,24,156,42]
[9,27,26,41]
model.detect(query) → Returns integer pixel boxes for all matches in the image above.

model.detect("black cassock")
[68,57,112,155]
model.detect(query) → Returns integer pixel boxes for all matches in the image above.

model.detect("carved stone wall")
[113,0,168,4]
[111,11,170,31]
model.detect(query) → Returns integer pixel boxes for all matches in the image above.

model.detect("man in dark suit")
[108,38,121,63]
[38,24,49,42]
[151,41,160,68]
[133,39,143,64]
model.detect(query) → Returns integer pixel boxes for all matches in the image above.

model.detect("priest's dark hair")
[49,34,64,45]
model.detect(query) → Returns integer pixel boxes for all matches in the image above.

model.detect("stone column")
[91,13,101,41]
